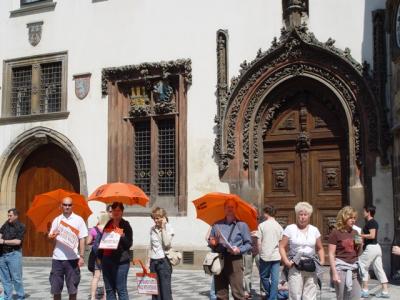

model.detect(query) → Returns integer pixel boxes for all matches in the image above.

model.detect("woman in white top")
[279,202,325,300]
[149,207,174,300]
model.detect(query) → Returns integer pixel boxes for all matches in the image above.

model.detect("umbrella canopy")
[192,192,258,231]
[88,182,149,207]
[26,188,92,233]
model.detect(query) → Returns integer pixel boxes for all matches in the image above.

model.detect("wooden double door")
[16,143,80,257]
[264,97,347,244]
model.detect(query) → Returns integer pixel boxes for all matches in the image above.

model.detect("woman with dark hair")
[98,202,133,300]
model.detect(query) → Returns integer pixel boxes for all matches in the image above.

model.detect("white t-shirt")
[257,218,283,261]
[50,213,88,260]
[283,224,321,257]
[150,223,174,259]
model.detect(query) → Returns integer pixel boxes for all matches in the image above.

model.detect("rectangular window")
[158,119,176,196]
[134,121,151,195]
[11,66,32,116]
[2,52,68,122]
[40,62,62,113]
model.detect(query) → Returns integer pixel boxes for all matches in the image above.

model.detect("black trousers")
[150,257,173,300]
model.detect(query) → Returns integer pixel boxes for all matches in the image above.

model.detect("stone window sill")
[0,111,69,125]
[10,1,57,18]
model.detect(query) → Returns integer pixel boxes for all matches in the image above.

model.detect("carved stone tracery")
[214,25,389,175]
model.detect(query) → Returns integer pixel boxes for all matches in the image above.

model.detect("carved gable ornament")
[73,73,91,100]
[27,21,43,47]
[214,25,389,175]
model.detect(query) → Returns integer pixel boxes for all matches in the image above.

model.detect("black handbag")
[295,258,316,272]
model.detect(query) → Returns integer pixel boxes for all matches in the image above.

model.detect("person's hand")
[392,245,400,256]
[332,272,341,284]
[78,256,84,267]
[228,246,241,255]
[285,260,294,268]
[0,238,4,244]
[48,230,59,239]
[208,237,218,247]
[161,217,167,229]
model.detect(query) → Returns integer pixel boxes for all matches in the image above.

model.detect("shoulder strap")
[227,222,237,243]
[94,226,101,235]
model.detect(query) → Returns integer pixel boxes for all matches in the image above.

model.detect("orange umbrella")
[88,182,149,207]
[26,188,92,233]
[192,192,258,231]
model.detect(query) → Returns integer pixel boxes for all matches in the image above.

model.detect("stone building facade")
[0,0,396,271]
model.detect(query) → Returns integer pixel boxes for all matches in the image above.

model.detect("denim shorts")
[49,259,80,295]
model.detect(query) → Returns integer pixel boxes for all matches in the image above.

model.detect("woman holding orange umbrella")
[97,202,132,300]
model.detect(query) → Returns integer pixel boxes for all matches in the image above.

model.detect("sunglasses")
[62,203,72,207]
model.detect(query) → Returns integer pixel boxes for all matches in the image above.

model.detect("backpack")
[91,226,102,255]
[88,226,102,273]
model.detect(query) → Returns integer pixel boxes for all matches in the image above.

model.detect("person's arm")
[315,237,325,265]
[87,232,94,245]
[78,237,86,267]
[279,235,294,268]
[0,238,22,246]
[361,228,376,240]
[119,221,133,250]
[392,245,400,256]
[328,243,340,283]
[0,223,25,246]
[237,223,252,254]
[160,219,173,249]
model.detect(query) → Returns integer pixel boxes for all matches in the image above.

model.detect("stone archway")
[214,26,390,216]
[0,126,87,220]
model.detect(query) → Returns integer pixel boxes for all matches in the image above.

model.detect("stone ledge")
[10,1,57,18]
[0,111,69,125]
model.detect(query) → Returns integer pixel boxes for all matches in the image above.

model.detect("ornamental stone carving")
[214,24,389,175]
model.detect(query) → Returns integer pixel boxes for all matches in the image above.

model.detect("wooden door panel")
[263,95,347,261]
[16,144,80,257]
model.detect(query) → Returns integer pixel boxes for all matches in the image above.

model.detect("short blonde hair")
[151,207,168,220]
[295,202,313,215]
[336,206,357,232]
[98,211,109,227]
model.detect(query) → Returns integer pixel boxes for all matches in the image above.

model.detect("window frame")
[103,59,191,216]
[1,51,68,123]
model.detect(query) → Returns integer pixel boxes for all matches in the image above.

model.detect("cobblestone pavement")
[6,263,400,299]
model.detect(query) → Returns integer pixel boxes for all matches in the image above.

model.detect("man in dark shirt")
[359,205,389,298]
[0,208,26,300]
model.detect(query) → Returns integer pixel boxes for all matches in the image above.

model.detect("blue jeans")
[150,258,172,300]
[209,276,216,300]
[0,250,24,300]
[101,257,129,300]
[259,259,280,300]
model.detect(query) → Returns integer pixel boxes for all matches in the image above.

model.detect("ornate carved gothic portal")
[263,92,347,247]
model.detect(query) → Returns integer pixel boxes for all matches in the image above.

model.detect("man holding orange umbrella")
[208,198,252,300]
[48,196,88,300]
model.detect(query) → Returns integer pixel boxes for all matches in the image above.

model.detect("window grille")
[40,62,62,113]
[11,66,32,116]
[158,119,176,196]
[134,121,151,195]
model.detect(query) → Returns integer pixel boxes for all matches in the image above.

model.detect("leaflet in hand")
[216,227,234,252]
[56,221,79,250]
[98,228,123,249]
[352,225,362,235]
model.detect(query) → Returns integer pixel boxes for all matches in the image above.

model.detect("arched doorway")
[15,143,80,257]
[263,85,348,243]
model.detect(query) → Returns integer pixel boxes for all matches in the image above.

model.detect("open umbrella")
[192,192,258,231]
[26,188,92,233]
[88,182,149,207]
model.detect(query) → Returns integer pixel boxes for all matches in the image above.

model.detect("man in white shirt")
[48,197,88,300]
[257,205,283,300]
